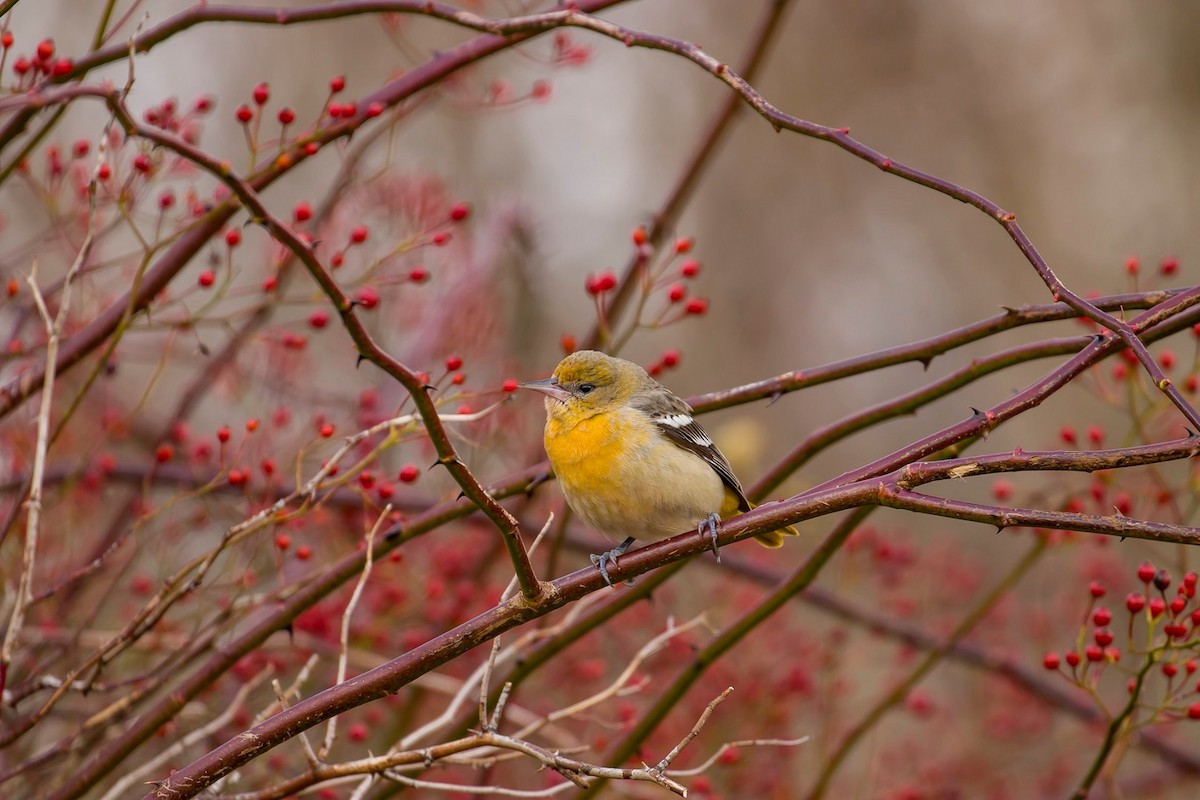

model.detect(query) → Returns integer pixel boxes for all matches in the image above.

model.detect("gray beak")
[519,377,572,402]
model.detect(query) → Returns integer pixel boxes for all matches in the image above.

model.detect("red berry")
[225,228,241,247]
[51,58,72,76]
[1042,652,1060,670]
[1188,703,1200,720]
[339,102,357,117]
[1125,255,1139,275]
[36,39,53,60]
[235,104,253,123]
[1137,562,1156,583]
[293,201,312,222]
[680,259,701,278]
[667,283,686,303]
[992,480,1012,502]
[228,469,247,486]
[1164,662,1179,678]
[277,107,295,125]
[398,464,419,483]
[309,311,329,329]
[348,723,367,742]
[1089,581,1106,599]
[1092,607,1112,627]
[155,444,173,463]
[246,418,260,432]
[330,75,345,92]
[275,533,291,550]
[252,82,269,105]
[194,94,214,113]
[632,226,647,246]
[1156,569,1173,591]
[409,267,428,283]
[1160,350,1177,370]
[133,153,152,173]
[349,225,368,244]
[531,80,552,100]
[1087,425,1104,445]
[366,101,384,117]
[1170,596,1187,615]
[72,139,90,158]
[354,287,379,309]
[318,422,334,438]
[1161,256,1179,275]
[1065,651,1081,667]
[217,426,231,443]
[661,349,680,368]
[1094,629,1113,647]
[432,231,450,246]
[1084,644,1104,662]
[158,190,175,209]
[296,545,312,560]
[198,270,215,288]
[445,354,463,371]
[1150,597,1167,618]
[450,373,465,386]
[260,458,275,476]
[358,471,376,490]
[1060,426,1076,445]
[1,32,13,49]
[685,297,709,315]
[586,272,617,295]
[502,378,519,392]
[674,237,693,254]
[262,275,278,292]
[1126,593,1146,613]
[449,202,470,221]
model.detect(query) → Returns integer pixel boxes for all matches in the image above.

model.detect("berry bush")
[2,3,1200,799]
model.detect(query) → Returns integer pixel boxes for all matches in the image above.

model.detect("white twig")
[1,190,96,677]
[651,686,733,773]
[510,615,710,741]
[480,514,555,731]
[666,736,810,777]
[252,653,320,725]
[383,772,576,797]
[321,505,389,758]
[96,668,269,800]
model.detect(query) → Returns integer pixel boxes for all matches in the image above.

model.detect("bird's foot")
[699,512,722,562]
[590,536,635,586]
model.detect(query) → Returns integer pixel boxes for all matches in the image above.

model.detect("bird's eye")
[577,383,595,395]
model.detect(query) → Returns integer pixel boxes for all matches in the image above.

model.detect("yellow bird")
[521,350,797,584]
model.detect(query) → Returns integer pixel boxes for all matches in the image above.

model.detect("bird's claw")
[700,512,721,562]
[590,536,635,587]
[590,551,616,586]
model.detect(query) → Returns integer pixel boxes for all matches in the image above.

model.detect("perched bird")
[521,350,798,584]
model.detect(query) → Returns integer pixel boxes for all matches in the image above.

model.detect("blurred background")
[4,1,1200,797]
[7,0,1199,486]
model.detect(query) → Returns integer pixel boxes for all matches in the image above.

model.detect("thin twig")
[321,506,389,758]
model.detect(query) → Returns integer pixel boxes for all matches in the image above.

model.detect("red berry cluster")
[1045,562,1200,722]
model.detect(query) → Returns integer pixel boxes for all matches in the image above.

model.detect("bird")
[521,350,798,584]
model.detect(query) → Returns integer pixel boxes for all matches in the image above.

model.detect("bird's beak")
[519,376,572,402]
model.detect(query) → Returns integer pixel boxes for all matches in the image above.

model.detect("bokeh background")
[5,1,1200,797]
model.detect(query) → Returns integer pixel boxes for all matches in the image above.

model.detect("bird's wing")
[634,388,751,512]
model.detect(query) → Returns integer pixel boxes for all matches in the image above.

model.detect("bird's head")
[520,350,645,420]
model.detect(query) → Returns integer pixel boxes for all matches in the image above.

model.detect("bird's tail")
[746,501,799,548]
